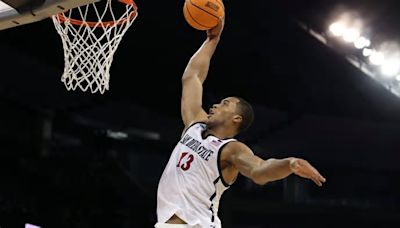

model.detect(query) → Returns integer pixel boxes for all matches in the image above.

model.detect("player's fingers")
[313,170,326,183]
[311,167,326,183]
[217,18,224,28]
[319,175,326,183]
[311,176,323,186]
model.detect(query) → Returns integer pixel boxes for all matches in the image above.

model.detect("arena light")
[354,37,370,49]
[329,22,346,36]
[381,58,400,77]
[363,48,373,57]
[309,12,400,97]
[343,28,360,43]
[25,224,41,228]
[369,51,385,65]
[106,130,128,140]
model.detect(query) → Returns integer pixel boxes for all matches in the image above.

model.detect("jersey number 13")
[177,152,194,171]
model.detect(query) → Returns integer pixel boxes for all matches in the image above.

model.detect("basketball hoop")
[52,0,138,94]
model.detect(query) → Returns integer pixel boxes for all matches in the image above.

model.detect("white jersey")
[157,122,236,228]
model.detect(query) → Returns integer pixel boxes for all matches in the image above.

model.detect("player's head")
[207,96,254,134]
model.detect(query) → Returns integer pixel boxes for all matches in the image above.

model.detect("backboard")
[0,0,99,30]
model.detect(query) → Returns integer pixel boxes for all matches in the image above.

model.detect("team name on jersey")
[179,134,214,161]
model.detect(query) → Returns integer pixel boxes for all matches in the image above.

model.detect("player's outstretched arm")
[223,142,326,186]
[181,19,224,127]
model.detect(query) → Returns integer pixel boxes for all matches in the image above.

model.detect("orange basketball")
[183,0,225,31]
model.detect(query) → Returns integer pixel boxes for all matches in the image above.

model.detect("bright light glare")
[343,28,360,43]
[369,51,385,65]
[381,59,400,77]
[329,22,346,36]
[25,224,41,228]
[354,37,371,49]
[363,48,373,56]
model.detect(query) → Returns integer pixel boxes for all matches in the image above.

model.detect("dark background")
[1,0,400,227]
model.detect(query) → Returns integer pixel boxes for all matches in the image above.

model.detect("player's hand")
[289,158,326,186]
[207,17,224,39]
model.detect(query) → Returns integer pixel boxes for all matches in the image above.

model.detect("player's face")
[207,97,240,126]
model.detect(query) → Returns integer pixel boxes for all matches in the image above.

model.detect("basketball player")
[155,19,326,228]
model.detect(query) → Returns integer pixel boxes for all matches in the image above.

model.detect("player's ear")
[232,114,243,125]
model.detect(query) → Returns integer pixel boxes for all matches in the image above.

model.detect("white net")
[52,0,138,94]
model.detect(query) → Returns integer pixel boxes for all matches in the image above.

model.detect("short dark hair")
[234,97,254,132]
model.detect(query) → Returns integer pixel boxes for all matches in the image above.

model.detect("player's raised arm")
[223,142,326,186]
[181,19,224,127]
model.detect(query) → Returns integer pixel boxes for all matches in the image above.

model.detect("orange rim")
[56,0,138,27]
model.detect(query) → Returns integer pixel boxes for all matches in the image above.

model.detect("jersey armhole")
[217,141,236,187]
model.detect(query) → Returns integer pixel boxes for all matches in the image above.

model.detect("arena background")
[0,0,400,227]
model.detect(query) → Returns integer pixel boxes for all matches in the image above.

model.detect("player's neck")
[205,126,236,139]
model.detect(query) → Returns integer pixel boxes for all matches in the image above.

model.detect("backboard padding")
[0,0,99,30]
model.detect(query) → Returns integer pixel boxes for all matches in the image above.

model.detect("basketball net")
[52,0,138,94]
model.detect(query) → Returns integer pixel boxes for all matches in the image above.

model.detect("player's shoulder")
[221,141,253,162]
[222,140,250,154]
